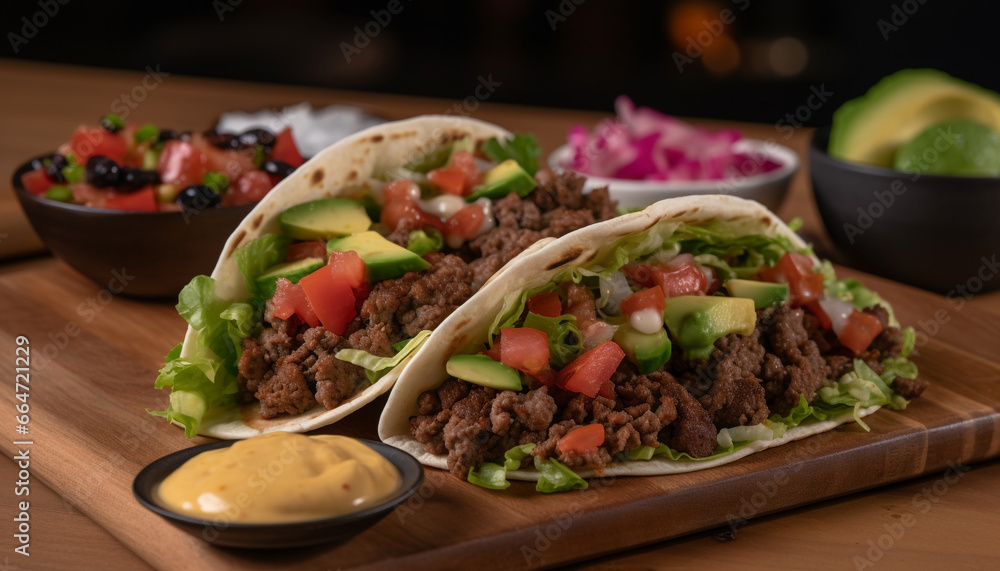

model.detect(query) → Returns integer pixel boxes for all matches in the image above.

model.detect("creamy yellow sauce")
[157,432,400,523]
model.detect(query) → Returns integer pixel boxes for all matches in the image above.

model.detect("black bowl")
[133,438,424,549]
[12,154,255,299]
[810,127,1000,295]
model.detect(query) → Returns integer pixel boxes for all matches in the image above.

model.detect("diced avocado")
[724,279,788,310]
[327,230,430,281]
[663,296,756,360]
[830,69,1000,167]
[279,198,372,240]
[613,323,671,374]
[466,159,537,202]
[254,257,325,299]
[446,354,522,391]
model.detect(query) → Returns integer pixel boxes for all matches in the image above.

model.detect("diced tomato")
[328,249,367,287]
[838,311,883,354]
[534,363,556,387]
[527,291,562,318]
[652,264,707,298]
[556,341,625,398]
[427,151,478,195]
[271,128,304,167]
[21,168,53,195]
[556,424,605,455]
[500,327,550,377]
[380,180,445,232]
[805,300,832,330]
[759,252,824,306]
[157,140,209,187]
[620,286,666,317]
[104,186,158,212]
[198,136,257,181]
[288,241,327,263]
[427,167,466,195]
[68,126,127,164]
[227,171,274,205]
[70,183,106,207]
[482,338,502,362]
[351,281,370,312]
[270,278,320,327]
[444,205,485,243]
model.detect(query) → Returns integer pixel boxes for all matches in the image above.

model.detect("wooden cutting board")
[1,258,998,571]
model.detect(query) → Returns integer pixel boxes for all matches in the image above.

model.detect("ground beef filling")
[237,170,616,418]
[411,304,920,477]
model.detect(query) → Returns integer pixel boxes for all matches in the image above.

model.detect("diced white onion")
[582,322,617,350]
[629,308,664,335]
[818,296,854,336]
[418,194,466,221]
[599,271,631,314]
[473,197,495,237]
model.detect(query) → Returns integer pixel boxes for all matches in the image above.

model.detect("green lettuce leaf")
[625,440,750,462]
[234,233,291,303]
[335,329,433,383]
[487,283,559,341]
[534,456,588,493]
[480,134,541,175]
[467,443,536,490]
[522,312,583,369]
[407,228,443,256]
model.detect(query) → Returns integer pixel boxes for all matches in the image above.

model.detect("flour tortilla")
[379,194,881,479]
[179,116,518,439]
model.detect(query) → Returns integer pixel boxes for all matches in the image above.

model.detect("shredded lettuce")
[467,443,536,490]
[407,228,443,256]
[487,283,559,341]
[820,261,900,327]
[480,134,541,175]
[234,234,291,304]
[625,440,750,462]
[522,312,583,369]
[534,456,589,492]
[335,329,433,383]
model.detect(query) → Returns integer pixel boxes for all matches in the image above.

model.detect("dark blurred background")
[2,0,994,124]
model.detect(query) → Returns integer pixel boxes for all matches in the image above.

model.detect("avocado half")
[829,69,1000,167]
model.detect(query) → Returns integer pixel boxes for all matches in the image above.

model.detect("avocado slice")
[830,69,1000,167]
[663,296,756,360]
[279,198,372,240]
[724,279,789,310]
[466,159,537,202]
[255,257,325,299]
[613,323,672,374]
[446,354,522,391]
[327,230,430,281]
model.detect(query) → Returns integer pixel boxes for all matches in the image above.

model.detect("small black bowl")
[810,127,1000,294]
[133,438,424,549]
[12,154,256,299]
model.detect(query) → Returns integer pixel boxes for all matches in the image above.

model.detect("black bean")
[261,159,295,179]
[157,129,179,144]
[175,185,221,210]
[238,128,276,150]
[86,156,120,187]
[118,168,161,191]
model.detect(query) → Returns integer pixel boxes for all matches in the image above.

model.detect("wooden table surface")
[1,59,999,570]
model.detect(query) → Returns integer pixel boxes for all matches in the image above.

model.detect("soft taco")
[379,195,926,491]
[152,115,617,438]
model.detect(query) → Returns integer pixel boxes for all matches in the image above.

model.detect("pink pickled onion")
[566,96,781,182]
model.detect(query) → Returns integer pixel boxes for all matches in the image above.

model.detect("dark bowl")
[810,127,1000,294]
[12,154,255,299]
[133,438,424,549]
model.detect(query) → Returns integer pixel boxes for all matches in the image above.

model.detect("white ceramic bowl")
[547,139,799,210]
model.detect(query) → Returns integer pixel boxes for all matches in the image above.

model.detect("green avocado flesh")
[326,231,430,281]
[279,198,372,240]
[466,159,537,202]
[613,323,672,374]
[255,257,325,299]
[893,119,1000,176]
[723,279,788,310]
[446,354,522,391]
[829,69,1000,168]
[663,296,756,360]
